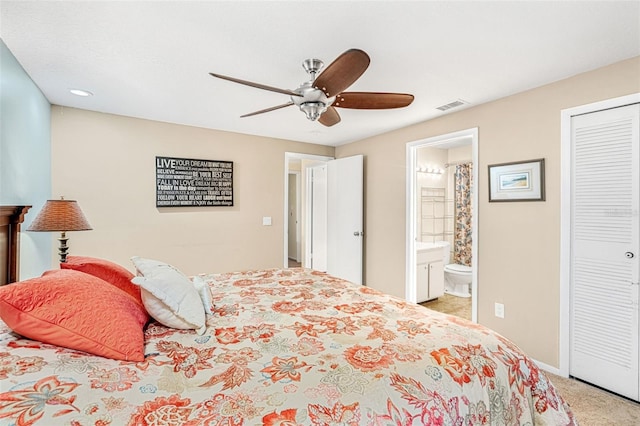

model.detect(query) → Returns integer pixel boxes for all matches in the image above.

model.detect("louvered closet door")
[570,103,640,401]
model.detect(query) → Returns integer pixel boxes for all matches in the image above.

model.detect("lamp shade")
[27,199,92,232]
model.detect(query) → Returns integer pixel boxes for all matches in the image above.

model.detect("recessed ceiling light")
[69,89,93,97]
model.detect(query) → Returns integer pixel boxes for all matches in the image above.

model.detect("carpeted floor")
[546,373,640,425]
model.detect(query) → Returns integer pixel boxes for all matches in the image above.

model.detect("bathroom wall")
[416,144,473,254]
[416,147,448,243]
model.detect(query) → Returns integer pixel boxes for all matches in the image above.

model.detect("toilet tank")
[438,241,451,264]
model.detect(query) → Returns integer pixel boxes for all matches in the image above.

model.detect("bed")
[0,254,576,425]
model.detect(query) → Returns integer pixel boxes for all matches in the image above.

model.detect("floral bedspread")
[0,268,576,425]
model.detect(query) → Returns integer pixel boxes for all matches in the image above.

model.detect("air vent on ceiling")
[436,99,468,112]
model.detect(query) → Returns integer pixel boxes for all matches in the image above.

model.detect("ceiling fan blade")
[240,102,294,118]
[209,73,301,97]
[314,49,370,97]
[333,92,414,109]
[318,106,341,127]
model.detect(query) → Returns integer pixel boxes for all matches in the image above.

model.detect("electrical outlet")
[495,302,505,318]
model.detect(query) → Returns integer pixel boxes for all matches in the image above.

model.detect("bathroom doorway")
[406,128,478,322]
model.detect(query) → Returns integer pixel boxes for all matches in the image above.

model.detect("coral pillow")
[131,256,206,334]
[61,255,144,309]
[0,269,147,361]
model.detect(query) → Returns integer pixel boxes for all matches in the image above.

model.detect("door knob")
[353,231,363,237]
[625,252,635,259]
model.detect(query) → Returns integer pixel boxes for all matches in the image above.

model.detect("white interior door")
[327,155,364,285]
[570,103,640,400]
[309,165,327,271]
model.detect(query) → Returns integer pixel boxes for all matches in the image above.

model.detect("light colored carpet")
[547,373,640,425]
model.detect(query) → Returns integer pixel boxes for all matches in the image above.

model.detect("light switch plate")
[262,216,272,226]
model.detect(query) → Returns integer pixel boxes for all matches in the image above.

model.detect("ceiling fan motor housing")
[291,81,335,121]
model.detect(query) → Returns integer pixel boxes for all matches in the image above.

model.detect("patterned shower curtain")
[454,163,473,266]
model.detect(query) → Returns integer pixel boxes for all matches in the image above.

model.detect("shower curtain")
[454,163,473,266]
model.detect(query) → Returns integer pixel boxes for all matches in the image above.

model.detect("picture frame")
[488,158,545,202]
[155,156,234,207]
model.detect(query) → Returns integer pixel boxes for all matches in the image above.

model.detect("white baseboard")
[534,359,564,377]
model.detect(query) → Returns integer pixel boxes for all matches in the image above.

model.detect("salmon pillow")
[0,269,148,361]
[61,256,144,309]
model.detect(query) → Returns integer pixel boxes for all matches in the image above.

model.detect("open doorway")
[284,153,364,285]
[406,128,478,322]
[287,171,301,267]
[283,152,332,269]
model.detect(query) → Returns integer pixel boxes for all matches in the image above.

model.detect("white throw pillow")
[192,275,214,315]
[130,256,206,335]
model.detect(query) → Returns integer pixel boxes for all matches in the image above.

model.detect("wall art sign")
[488,158,545,202]
[156,156,233,207]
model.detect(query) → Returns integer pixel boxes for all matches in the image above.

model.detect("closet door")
[570,103,640,400]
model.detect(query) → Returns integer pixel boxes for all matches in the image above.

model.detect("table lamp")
[27,197,92,263]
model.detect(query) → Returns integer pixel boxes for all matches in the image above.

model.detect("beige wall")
[448,145,472,164]
[51,107,333,276]
[336,56,640,367]
[49,57,640,368]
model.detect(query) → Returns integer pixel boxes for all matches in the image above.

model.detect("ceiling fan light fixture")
[299,101,326,121]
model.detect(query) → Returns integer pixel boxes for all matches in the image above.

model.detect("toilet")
[442,245,472,298]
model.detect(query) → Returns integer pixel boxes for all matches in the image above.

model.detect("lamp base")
[58,231,69,263]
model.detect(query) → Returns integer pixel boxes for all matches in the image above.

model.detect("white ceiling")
[1,1,639,147]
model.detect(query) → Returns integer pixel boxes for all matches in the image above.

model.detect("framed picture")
[488,158,545,202]
[155,156,234,207]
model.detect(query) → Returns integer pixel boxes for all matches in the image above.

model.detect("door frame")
[559,92,640,377]
[405,127,478,322]
[284,152,333,269]
[287,171,301,262]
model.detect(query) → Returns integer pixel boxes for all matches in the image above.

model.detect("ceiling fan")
[209,49,414,127]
